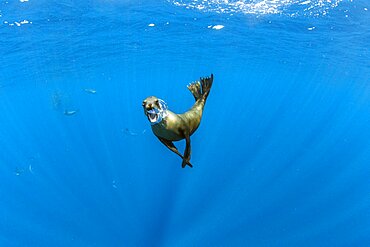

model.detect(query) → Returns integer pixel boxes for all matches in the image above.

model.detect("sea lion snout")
[143,96,160,111]
[143,96,167,111]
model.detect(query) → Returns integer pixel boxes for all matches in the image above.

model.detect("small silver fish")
[124,128,138,136]
[84,88,97,94]
[15,167,24,176]
[64,110,78,116]
[29,164,34,174]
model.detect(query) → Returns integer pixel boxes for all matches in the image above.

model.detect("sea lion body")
[151,111,185,141]
[143,74,213,168]
[151,101,204,141]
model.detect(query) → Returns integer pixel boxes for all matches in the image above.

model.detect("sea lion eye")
[142,101,146,106]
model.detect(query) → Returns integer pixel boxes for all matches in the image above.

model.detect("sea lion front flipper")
[181,134,191,168]
[157,137,193,167]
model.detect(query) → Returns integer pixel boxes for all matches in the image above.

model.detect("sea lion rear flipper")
[187,81,202,101]
[200,74,213,100]
[187,74,213,101]
[157,137,193,168]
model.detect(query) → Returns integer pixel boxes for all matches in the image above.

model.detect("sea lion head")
[142,96,168,125]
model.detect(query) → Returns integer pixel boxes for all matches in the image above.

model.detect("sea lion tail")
[187,74,214,101]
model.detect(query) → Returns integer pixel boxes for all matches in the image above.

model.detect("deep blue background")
[0,0,369,246]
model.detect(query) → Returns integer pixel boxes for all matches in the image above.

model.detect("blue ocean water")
[1,0,369,246]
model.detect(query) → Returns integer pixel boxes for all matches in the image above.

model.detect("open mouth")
[147,109,159,123]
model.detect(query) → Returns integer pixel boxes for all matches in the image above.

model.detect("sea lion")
[143,74,214,168]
